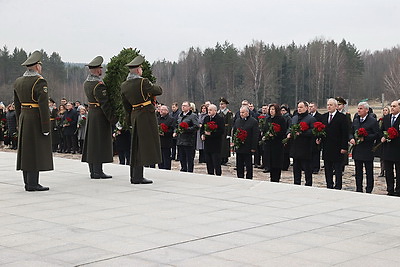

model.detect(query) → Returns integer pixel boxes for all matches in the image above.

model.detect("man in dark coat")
[169,102,180,161]
[82,56,115,179]
[217,97,233,166]
[318,98,349,190]
[63,102,78,154]
[336,97,352,171]
[13,50,52,191]
[173,101,199,172]
[233,106,259,179]
[381,100,400,196]
[121,55,163,184]
[309,102,323,174]
[158,105,175,170]
[349,102,379,193]
[49,98,59,152]
[201,104,225,176]
[287,101,316,186]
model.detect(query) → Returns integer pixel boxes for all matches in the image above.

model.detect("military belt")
[21,103,39,108]
[132,100,152,109]
[50,118,55,121]
[88,102,100,107]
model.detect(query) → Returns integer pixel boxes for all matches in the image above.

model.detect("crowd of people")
[5,50,400,196]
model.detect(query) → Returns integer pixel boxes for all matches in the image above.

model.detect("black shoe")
[131,178,153,184]
[262,169,270,173]
[25,184,49,191]
[312,171,319,174]
[91,173,112,179]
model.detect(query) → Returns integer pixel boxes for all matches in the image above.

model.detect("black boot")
[26,172,49,191]
[92,163,112,179]
[130,166,152,184]
[23,171,28,190]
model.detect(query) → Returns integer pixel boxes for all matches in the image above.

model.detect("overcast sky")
[1,0,399,64]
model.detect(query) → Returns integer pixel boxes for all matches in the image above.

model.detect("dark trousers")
[324,160,343,189]
[205,151,222,176]
[236,153,253,179]
[312,149,321,172]
[354,160,374,193]
[171,138,177,160]
[198,149,206,163]
[270,168,281,182]
[65,135,77,152]
[262,144,270,171]
[118,150,130,165]
[159,147,172,170]
[384,160,400,195]
[178,145,195,172]
[293,159,312,186]
[254,144,262,165]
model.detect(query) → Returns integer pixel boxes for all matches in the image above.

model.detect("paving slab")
[1,151,400,266]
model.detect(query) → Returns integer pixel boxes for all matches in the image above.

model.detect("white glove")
[43,132,49,136]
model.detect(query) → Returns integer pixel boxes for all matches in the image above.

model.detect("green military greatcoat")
[218,108,233,158]
[14,72,53,171]
[121,75,162,167]
[81,76,114,163]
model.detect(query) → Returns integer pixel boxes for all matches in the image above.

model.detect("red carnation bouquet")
[233,128,248,149]
[372,127,399,152]
[282,121,309,144]
[258,115,266,130]
[261,122,281,143]
[176,121,189,134]
[204,121,218,133]
[354,127,368,144]
[77,116,87,128]
[159,123,169,135]
[0,118,6,130]
[63,117,72,126]
[312,122,326,139]
[349,127,368,153]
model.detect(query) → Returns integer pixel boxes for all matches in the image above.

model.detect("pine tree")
[103,48,155,128]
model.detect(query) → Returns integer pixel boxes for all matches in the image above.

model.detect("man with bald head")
[317,98,348,190]
[157,105,175,170]
[233,106,259,179]
[381,100,400,196]
[201,104,225,176]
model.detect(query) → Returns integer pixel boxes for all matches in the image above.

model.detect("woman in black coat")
[6,103,18,149]
[263,103,287,182]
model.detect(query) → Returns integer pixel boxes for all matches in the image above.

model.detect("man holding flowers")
[287,101,316,186]
[157,105,175,170]
[380,100,400,196]
[201,104,225,176]
[317,98,348,190]
[233,106,259,179]
[173,101,199,172]
[349,101,379,193]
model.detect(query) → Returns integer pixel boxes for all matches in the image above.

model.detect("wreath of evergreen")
[103,48,156,129]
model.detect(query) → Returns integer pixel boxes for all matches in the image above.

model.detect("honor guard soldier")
[121,55,163,184]
[217,97,233,166]
[82,56,115,179]
[14,50,53,191]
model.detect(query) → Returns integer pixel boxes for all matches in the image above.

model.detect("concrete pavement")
[1,151,400,266]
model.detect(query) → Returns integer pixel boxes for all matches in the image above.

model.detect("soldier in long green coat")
[81,56,115,179]
[14,51,53,191]
[121,55,162,184]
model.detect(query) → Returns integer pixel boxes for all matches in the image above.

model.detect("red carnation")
[312,122,326,138]
[272,123,281,133]
[299,121,309,131]
[176,121,189,134]
[159,123,168,135]
[66,117,72,122]
[204,121,218,132]
[233,128,248,149]
[387,127,399,140]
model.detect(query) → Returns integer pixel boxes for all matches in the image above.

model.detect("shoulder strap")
[31,77,43,102]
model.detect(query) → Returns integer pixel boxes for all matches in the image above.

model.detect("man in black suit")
[201,104,225,176]
[349,101,379,193]
[318,98,349,189]
[233,106,259,179]
[309,102,323,174]
[381,100,400,196]
[158,105,175,170]
[288,101,317,186]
